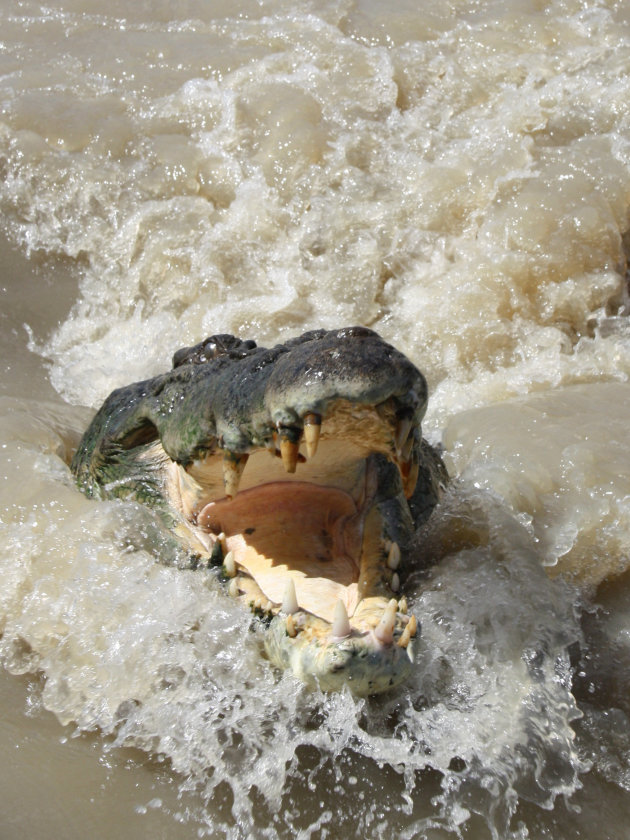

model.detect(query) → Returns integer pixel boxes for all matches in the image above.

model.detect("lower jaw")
[190,465,418,693]
[210,526,418,693]
[255,594,417,695]
[263,607,417,695]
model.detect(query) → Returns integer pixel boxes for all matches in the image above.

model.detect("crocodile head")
[72,327,446,695]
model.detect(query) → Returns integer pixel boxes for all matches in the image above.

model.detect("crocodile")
[72,327,447,695]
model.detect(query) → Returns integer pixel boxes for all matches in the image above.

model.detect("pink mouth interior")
[197,481,364,622]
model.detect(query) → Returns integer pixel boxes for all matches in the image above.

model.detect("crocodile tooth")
[222,452,249,498]
[280,438,300,473]
[403,458,419,499]
[331,599,351,639]
[397,448,420,498]
[218,532,228,554]
[398,596,408,615]
[401,433,414,462]
[395,415,413,455]
[228,578,239,598]
[223,550,236,577]
[374,598,398,645]
[286,614,297,638]
[303,413,322,458]
[387,541,401,570]
[397,614,417,648]
[282,578,299,614]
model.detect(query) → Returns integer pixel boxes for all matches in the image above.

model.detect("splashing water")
[0,397,586,838]
[2,0,630,837]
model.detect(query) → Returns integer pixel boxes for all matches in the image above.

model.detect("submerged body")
[72,327,447,694]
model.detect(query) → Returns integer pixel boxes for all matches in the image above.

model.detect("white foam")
[0,2,626,411]
[2,0,630,836]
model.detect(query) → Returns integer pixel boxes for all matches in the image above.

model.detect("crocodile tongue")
[197,482,364,623]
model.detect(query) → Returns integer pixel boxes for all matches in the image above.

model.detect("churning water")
[2,0,630,837]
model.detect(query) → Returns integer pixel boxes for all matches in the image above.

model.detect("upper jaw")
[156,326,428,479]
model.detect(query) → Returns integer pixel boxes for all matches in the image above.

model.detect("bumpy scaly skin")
[72,327,447,695]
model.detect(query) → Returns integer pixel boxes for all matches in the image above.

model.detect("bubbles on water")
[1,1,630,409]
[0,398,589,838]
[2,1,630,838]
[443,382,630,587]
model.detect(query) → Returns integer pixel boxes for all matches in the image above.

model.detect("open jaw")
[72,328,445,695]
[171,402,421,695]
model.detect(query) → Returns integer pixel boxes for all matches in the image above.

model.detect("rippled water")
[2,0,630,837]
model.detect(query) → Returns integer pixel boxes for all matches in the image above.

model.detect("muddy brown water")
[2,2,630,837]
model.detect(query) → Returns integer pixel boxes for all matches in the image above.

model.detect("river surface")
[2,1,630,837]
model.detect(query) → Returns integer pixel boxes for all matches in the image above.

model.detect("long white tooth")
[282,578,299,614]
[331,599,351,639]
[398,596,408,615]
[303,413,322,458]
[391,572,400,592]
[228,578,239,598]
[223,550,236,577]
[387,541,400,570]
[374,598,398,645]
